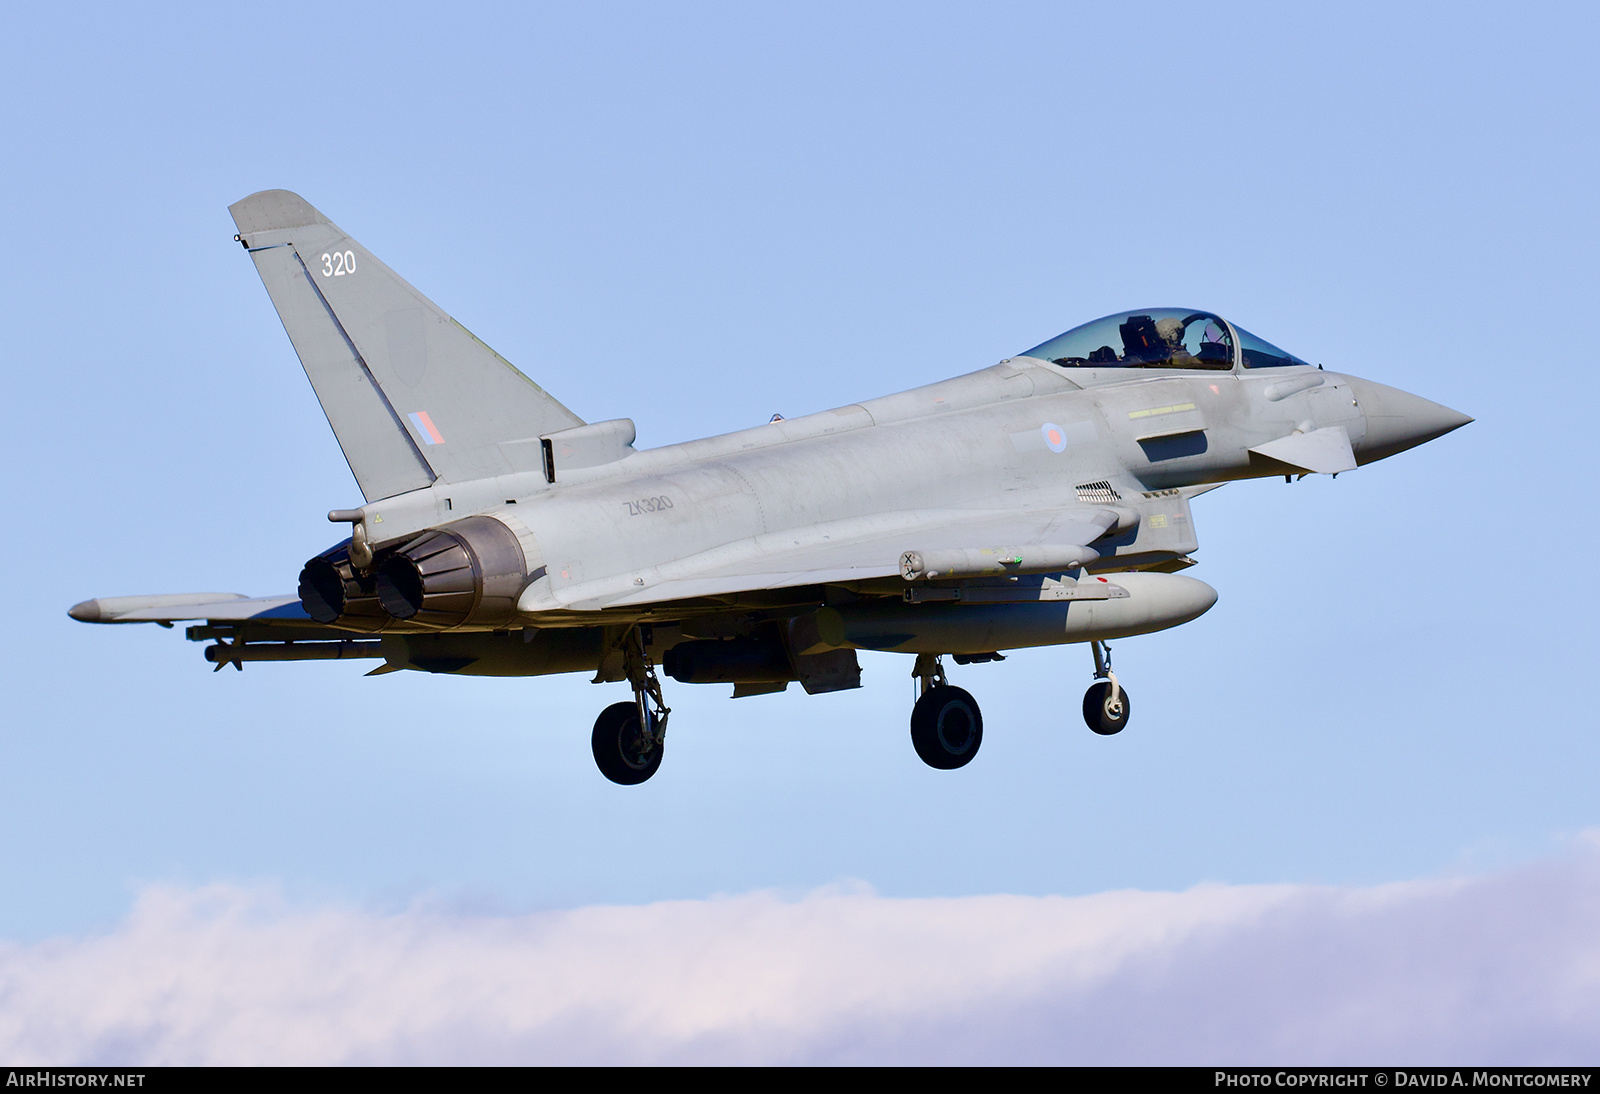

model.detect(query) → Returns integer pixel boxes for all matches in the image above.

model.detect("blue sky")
[3,1,1597,1062]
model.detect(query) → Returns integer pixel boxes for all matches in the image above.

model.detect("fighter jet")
[69,191,1472,784]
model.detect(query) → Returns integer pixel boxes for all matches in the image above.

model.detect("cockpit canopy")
[1019,309,1312,371]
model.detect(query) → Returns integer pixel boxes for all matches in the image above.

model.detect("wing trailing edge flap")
[1248,426,1357,475]
[229,190,585,499]
[529,506,1120,613]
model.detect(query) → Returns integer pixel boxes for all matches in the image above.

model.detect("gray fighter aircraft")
[70,191,1471,783]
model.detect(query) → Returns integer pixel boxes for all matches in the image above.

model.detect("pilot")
[1154,316,1187,349]
[1119,314,1183,366]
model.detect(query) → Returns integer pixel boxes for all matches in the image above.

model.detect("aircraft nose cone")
[1345,377,1472,463]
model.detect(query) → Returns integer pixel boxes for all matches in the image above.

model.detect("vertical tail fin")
[229,190,584,501]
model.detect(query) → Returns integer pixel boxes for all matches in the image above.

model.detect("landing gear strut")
[909,653,983,769]
[591,628,672,785]
[1082,639,1131,735]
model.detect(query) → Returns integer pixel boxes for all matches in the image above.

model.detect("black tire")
[910,684,983,770]
[591,701,664,785]
[1082,680,1131,735]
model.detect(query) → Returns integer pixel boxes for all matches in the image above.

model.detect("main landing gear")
[591,628,672,785]
[1082,639,1131,735]
[910,653,983,770]
[904,641,1133,769]
[589,634,1132,780]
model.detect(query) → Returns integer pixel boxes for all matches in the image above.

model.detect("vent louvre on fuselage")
[1075,481,1121,505]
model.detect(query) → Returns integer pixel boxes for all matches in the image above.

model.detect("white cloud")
[2,839,1598,1064]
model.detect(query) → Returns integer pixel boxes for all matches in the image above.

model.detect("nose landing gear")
[1083,639,1131,735]
[591,628,672,785]
[909,653,983,769]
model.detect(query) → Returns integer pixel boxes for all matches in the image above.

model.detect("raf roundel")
[1041,422,1068,453]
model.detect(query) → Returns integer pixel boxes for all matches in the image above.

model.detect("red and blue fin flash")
[407,411,444,445]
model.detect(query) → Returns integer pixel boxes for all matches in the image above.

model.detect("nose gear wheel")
[1083,640,1131,735]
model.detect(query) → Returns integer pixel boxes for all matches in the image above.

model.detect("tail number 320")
[320,251,357,277]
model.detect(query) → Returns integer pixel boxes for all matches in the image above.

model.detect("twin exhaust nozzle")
[299,516,529,631]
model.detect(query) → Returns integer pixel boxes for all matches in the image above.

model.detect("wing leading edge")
[68,593,307,624]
